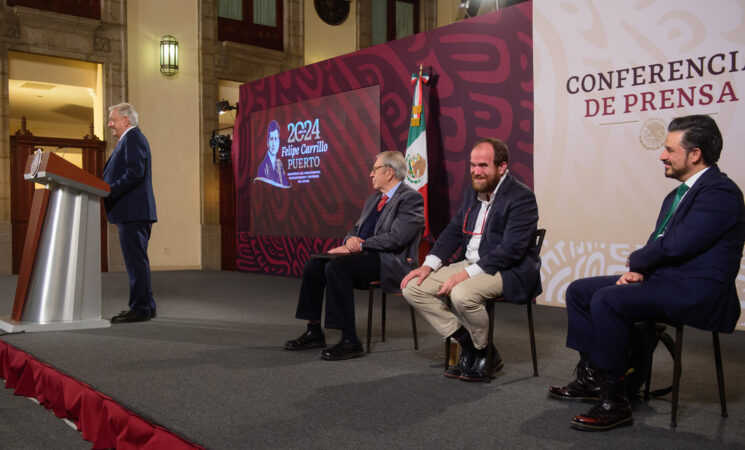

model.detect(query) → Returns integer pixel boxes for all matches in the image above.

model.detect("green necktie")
[654,183,689,239]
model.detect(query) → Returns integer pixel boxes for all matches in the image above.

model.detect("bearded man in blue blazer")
[549,115,745,431]
[104,103,158,324]
[402,138,541,381]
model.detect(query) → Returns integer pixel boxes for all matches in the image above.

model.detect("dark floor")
[1,270,744,449]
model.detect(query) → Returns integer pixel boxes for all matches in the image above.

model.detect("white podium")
[0,150,111,332]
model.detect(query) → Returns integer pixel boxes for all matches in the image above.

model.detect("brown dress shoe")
[548,359,603,401]
[571,379,633,431]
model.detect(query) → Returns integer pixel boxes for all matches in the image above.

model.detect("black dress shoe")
[460,346,504,382]
[444,342,477,379]
[548,360,603,402]
[571,379,633,431]
[285,330,326,350]
[319,339,364,361]
[111,310,150,324]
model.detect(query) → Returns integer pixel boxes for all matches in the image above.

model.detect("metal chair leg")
[365,288,418,353]
[410,306,418,350]
[485,299,495,383]
[444,337,451,371]
[712,332,728,417]
[366,287,374,353]
[444,298,453,370]
[642,322,656,401]
[381,293,387,342]
[670,325,683,427]
[527,302,538,377]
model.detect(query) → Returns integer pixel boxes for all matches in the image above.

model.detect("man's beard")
[663,162,687,180]
[472,173,500,193]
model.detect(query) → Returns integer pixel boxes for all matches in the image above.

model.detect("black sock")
[341,329,359,342]
[307,322,322,335]
[450,326,474,349]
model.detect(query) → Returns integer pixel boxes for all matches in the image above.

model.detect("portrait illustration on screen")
[254,119,291,188]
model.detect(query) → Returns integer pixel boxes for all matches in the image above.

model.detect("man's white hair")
[109,102,139,126]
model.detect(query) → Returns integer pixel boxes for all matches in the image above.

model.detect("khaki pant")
[402,260,503,349]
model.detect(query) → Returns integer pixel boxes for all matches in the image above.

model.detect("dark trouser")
[295,252,381,331]
[565,275,674,376]
[117,221,156,316]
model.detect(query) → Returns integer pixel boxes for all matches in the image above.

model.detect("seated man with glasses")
[401,138,541,381]
[285,151,424,360]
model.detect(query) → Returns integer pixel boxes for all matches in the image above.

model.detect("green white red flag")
[405,65,430,236]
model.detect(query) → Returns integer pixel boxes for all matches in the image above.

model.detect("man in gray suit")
[285,151,425,360]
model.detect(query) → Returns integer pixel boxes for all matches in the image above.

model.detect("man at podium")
[104,103,158,323]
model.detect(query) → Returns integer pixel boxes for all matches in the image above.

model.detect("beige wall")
[304,1,358,65]
[437,0,460,27]
[9,51,98,87]
[127,0,201,270]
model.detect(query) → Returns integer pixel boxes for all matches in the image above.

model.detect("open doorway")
[9,51,104,139]
[8,51,107,274]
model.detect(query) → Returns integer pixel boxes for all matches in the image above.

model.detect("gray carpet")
[0,270,744,449]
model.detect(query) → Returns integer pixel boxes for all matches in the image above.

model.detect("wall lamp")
[160,35,179,76]
[217,100,237,115]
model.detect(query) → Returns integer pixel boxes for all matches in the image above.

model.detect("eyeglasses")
[462,205,491,236]
[371,165,389,173]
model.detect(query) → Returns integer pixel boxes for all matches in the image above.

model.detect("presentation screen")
[249,85,381,239]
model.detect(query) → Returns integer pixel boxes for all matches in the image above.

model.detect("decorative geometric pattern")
[233,4,534,277]
[539,239,640,305]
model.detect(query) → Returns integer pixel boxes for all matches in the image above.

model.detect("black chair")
[361,228,424,353]
[364,281,419,353]
[444,228,546,381]
[642,322,728,427]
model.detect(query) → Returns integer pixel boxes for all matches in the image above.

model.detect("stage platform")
[1,270,744,449]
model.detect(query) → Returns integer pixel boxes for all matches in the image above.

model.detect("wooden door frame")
[10,126,108,274]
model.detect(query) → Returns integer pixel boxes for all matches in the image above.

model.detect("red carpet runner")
[0,340,202,449]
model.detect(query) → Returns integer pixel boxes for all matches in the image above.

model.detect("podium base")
[0,316,110,333]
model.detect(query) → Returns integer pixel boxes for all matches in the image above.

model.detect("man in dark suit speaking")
[285,151,424,360]
[401,138,541,381]
[549,115,745,431]
[104,103,158,324]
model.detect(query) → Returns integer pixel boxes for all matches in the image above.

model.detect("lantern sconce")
[160,35,179,76]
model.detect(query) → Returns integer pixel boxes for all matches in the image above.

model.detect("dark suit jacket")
[102,127,157,224]
[430,173,541,304]
[629,165,745,332]
[347,183,424,294]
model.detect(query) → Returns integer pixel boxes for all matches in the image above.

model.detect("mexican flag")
[405,66,430,237]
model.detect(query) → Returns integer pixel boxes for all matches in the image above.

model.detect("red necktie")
[377,194,388,212]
